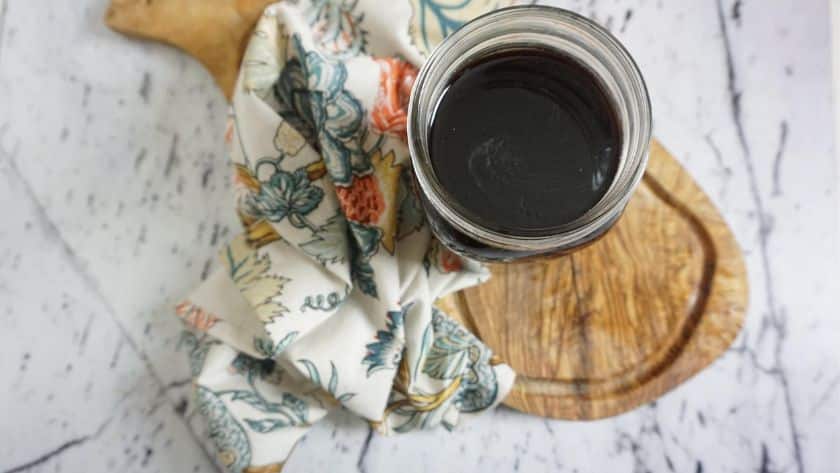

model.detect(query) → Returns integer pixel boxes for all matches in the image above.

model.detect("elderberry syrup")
[408,7,652,261]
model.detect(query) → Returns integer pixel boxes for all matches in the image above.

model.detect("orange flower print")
[370,58,419,141]
[439,247,463,273]
[335,174,385,225]
[176,301,220,332]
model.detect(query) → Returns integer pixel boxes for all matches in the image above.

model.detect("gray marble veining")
[0,0,838,472]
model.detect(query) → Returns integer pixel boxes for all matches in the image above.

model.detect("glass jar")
[407,6,652,262]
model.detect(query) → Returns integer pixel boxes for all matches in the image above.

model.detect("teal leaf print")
[230,390,273,411]
[253,337,274,358]
[244,418,291,434]
[220,354,311,433]
[230,390,309,431]
[247,167,324,230]
[178,331,216,377]
[272,331,299,357]
[363,305,408,376]
[325,90,364,139]
[456,366,499,414]
[425,309,500,413]
[397,170,425,240]
[296,358,356,402]
[414,0,470,52]
[298,358,322,387]
[274,44,317,146]
[336,392,356,402]
[423,332,469,380]
[328,361,339,395]
[231,353,280,384]
[307,0,368,58]
[309,88,368,184]
[351,253,377,298]
[306,44,349,96]
[348,221,381,258]
[254,331,299,358]
[392,409,424,433]
[300,289,347,312]
[196,386,252,472]
[300,211,349,265]
[267,35,385,300]
[422,250,432,276]
[348,221,381,298]
[414,322,434,382]
[273,35,371,187]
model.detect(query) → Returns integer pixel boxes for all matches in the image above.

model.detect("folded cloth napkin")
[177,1,517,470]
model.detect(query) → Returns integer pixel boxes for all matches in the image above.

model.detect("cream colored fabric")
[177,2,516,471]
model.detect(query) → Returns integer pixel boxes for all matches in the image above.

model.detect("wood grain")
[105,0,275,100]
[438,140,748,419]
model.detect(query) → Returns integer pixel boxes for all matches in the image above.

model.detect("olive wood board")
[106,0,749,421]
[438,140,747,419]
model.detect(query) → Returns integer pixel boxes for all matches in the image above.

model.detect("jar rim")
[407,5,652,253]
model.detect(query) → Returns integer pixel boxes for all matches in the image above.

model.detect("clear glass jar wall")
[407,6,652,261]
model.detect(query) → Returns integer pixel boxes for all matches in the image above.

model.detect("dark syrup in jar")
[429,49,623,242]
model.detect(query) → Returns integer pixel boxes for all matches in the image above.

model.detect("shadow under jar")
[407,6,652,262]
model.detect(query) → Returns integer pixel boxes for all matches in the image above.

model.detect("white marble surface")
[0,0,838,472]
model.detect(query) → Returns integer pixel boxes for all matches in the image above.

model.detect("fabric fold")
[177,1,517,471]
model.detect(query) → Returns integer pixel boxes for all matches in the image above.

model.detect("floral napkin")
[176,1,516,471]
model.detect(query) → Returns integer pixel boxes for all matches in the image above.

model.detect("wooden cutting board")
[106,1,748,421]
[438,140,747,419]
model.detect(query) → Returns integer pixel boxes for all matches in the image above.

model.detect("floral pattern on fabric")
[373,308,500,433]
[233,158,328,242]
[254,331,299,359]
[425,309,499,413]
[396,168,425,240]
[363,305,408,375]
[336,174,385,225]
[299,211,350,265]
[272,35,376,186]
[297,359,357,403]
[424,239,466,274]
[197,385,253,471]
[347,220,381,297]
[247,167,324,229]
[179,3,516,471]
[307,0,368,58]
[176,301,221,332]
[408,0,515,56]
[370,58,418,141]
[223,354,312,433]
[179,331,215,377]
[224,235,290,323]
[337,149,403,254]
